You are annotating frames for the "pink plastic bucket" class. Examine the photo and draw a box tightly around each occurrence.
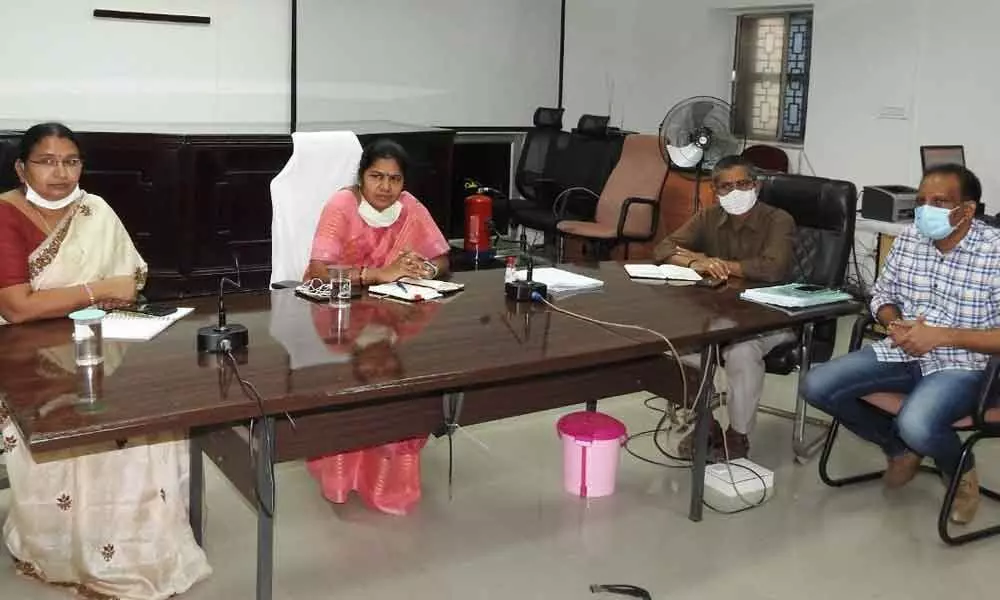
[556,411,627,498]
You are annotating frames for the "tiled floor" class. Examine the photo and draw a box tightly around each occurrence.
[3,320,999,599]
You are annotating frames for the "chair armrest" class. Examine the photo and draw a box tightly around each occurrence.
[552,186,599,220]
[974,355,1000,428]
[849,313,877,351]
[616,196,660,241]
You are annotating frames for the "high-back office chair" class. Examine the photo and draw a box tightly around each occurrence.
[555,134,667,260]
[507,107,567,233]
[819,314,1000,546]
[269,131,363,285]
[508,112,623,245]
[741,144,790,173]
[755,174,858,458]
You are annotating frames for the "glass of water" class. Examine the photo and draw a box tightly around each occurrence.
[69,308,106,367]
[327,265,352,307]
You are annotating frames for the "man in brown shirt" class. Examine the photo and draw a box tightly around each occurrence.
[653,155,796,460]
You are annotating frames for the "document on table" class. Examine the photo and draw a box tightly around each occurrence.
[103,308,195,341]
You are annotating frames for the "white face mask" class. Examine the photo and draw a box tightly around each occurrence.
[24,182,84,210]
[718,188,757,216]
[358,196,402,228]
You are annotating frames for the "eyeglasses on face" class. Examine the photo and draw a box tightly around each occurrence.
[915,195,962,209]
[714,179,755,195]
[27,157,84,170]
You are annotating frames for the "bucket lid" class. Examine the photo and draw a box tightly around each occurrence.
[68,308,107,322]
[556,411,626,442]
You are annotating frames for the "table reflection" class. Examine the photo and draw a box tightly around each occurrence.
[269,292,441,384]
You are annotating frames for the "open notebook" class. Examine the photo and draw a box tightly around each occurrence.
[624,264,702,281]
[367,282,444,302]
[103,307,195,341]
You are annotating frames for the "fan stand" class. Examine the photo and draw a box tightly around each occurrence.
[691,157,706,213]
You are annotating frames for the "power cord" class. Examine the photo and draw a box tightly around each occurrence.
[221,342,286,519]
[530,293,770,513]
[529,292,689,411]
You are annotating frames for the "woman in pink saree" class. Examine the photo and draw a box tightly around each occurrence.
[304,139,450,515]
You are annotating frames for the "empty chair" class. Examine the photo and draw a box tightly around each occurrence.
[508,113,623,241]
[507,107,567,226]
[742,144,790,173]
[269,131,363,285]
[555,134,667,259]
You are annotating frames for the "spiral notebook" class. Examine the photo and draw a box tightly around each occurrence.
[103,307,195,341]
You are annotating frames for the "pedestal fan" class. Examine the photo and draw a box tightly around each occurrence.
[658,96,744,211]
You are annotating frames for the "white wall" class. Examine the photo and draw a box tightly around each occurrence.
[566,0,1000,213]
[0,0,290,133]
[562,0,735,135]
[296,0,561,128]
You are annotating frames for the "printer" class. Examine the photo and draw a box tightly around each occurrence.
[861,185,918,222]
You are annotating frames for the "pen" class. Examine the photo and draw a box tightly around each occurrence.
[395,281,408,294]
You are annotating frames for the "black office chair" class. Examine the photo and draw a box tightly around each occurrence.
[508,113,622,240]
[507,107,569,232]
[819,314,1000,546]
[755,174,859,457]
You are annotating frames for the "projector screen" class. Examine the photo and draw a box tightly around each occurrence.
[296,0,562,129]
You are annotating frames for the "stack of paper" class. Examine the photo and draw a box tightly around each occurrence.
[514,267,604,294]
[103,307,195,341]
[624,264,702,281]
[740,283,852,308]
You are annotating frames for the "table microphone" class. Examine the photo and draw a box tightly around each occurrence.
[504,230,547,302]
[197,255,250,353]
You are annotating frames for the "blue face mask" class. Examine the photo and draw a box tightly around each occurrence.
[914,204,957,240]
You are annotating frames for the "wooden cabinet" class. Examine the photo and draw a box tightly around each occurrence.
[2,124,455,299]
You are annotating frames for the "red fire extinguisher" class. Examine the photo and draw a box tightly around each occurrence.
[464,188,493,255]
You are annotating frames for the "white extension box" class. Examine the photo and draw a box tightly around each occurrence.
[703,458,774,513]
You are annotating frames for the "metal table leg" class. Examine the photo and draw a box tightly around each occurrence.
[255,417,277,600]
[688,344,717,522]
[792,322,828,462]
[189,435,205,547]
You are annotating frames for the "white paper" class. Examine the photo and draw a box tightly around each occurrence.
[514,267,604,293]
[102,307,195,341]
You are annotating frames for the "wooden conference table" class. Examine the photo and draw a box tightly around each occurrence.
[0,262,860,600]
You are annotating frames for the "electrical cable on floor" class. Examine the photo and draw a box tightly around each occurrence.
[535,311,770,514]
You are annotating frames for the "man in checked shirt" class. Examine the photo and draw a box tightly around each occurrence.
[803,164,1000,524]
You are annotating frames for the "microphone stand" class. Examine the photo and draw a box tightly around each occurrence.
[197,253,250,353]
[504,230,547,302]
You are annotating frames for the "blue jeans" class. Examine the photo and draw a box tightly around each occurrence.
[802,347,983,476]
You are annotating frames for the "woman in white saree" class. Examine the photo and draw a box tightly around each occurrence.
[0,123,211,599]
